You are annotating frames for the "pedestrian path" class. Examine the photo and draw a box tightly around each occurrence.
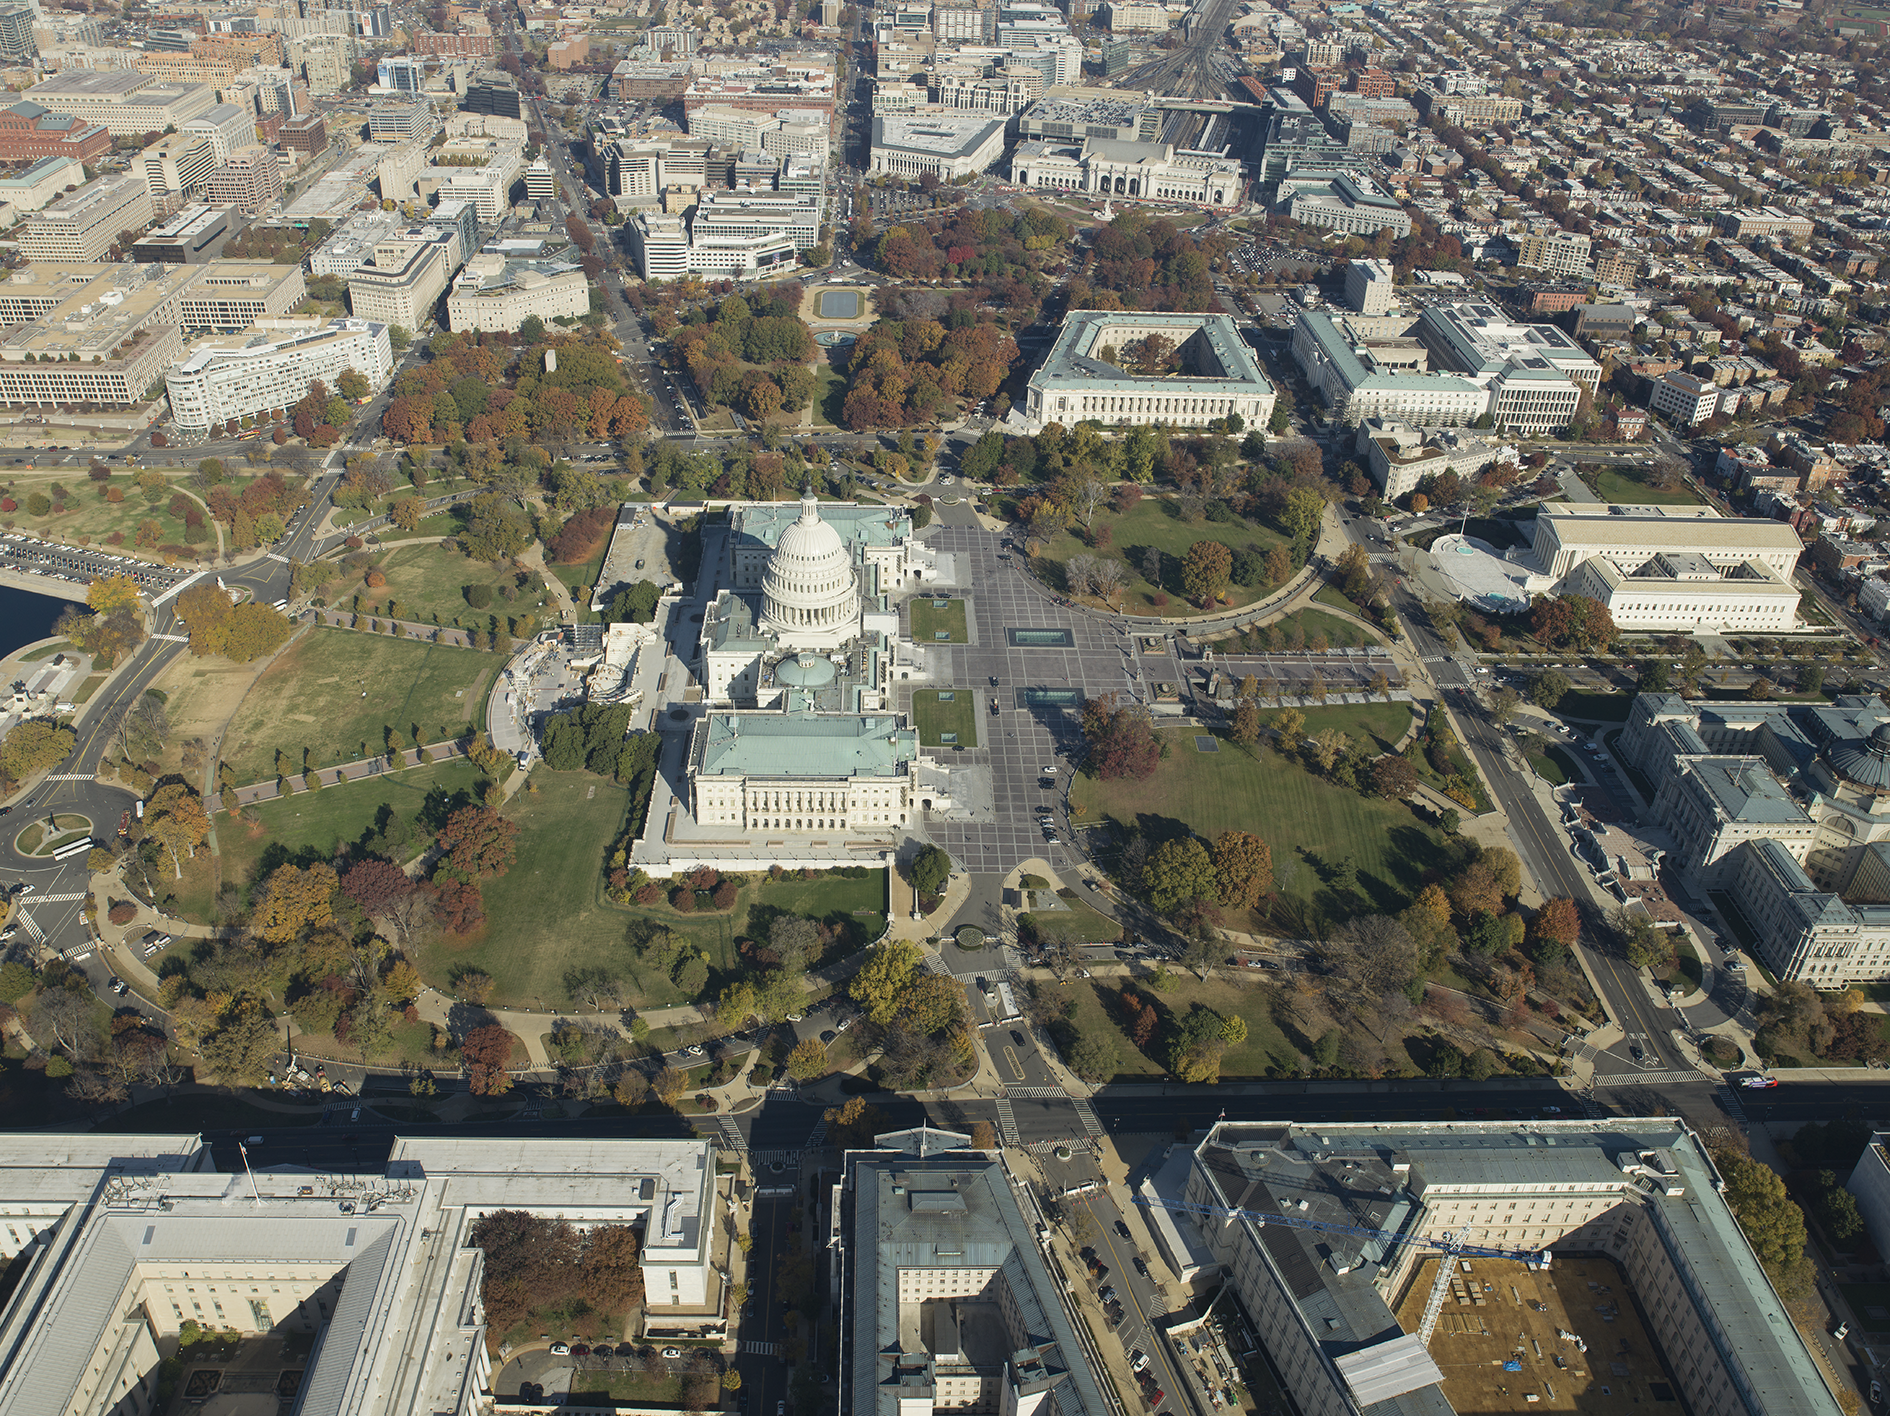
[40,775,95,782]
[741,1342,778,1356]
[13,913,42,942]
[1072,1097,1104,1137]
[1005,1085,1066,1099]
[995,1096,1021,1146]
[716,1115,748,1157]
[1594,1068,1698,1086]
[32,892,87,903]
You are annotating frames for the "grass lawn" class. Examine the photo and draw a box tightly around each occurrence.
[1554,690,1633,722]
[1297,701,1419,753]
[72,673,105,704]
[18,641,72,662]
[356,541,554,634]
[219,757,488,895]
[1251,607,1381,650]
[1587,467,1701,506]
[0,469,207,551]
[1408,518,1527,552]
[911,688,978,747]
[566,1374,688,1404]
[1046,974,1303,1080]
[220,629,501,783]
[1019,893,1120,945]
[1031,500,1290,617]
[1528,744,1583,785]
[812,359,847,428]
[1073,713,1460,933]
[410,772,888,1009]
[909,597,967,643]
[1312,586,1374,621]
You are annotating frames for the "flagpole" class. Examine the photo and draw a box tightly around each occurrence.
[238,1142,262,1206]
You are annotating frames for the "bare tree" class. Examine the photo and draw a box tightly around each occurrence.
[1318,914,1418,1005]
[1091,559,1128,605]
[1066,554,1099,597]
[1074,474,1109,530]
[31,988,99,1059]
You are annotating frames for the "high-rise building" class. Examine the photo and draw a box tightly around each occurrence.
[0,8,36,61]
[524,158,554,201]
[201,143,283,217]
[463,74,521,120]
[139,132,216,199]
[379,54,425,91]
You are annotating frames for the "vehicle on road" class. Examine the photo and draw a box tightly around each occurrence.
[1010,1030,1026,1047]
[1742,1075,1779,1088]
[1115,1219,1132,1240]
[1133,1257,1149,1277]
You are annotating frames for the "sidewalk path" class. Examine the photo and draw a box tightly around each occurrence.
[212,739,473,813]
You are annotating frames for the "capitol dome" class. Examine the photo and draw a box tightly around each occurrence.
[761,488,860,641]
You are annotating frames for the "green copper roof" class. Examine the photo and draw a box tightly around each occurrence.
[693,710,917,779]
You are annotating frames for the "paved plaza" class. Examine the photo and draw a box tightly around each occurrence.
[902,524,1184,874]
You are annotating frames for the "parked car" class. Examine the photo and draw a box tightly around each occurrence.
[1116,1220,1133,1240]
[550,1344,571,1356]
[662,1349,684,1359]
[1131,1351,1149,1372]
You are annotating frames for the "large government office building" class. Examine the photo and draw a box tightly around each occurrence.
[1022,310,1277,430]
[0,1135,718,1416]
[1620,690,1890,984]
[1180,1120,1837,1416]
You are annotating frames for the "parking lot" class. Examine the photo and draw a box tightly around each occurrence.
[0,533,194,596]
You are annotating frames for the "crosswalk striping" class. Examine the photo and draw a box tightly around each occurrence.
[803,1120,828,1149]
[1715,1085,1750,1125]
[1594,1068,1700,1086]
[14,913,42,942]
[40,774,95,782]
[1071,1098,1104,1138]
[152,633,189,643]
[995,1097,1021,1147]
[1005,1086,1066,1099]
[716,1116,748,1156]
[741,1342,778,1356]
[750,1149,799,1166]
[34,893,87,903]
[263,552,289,563]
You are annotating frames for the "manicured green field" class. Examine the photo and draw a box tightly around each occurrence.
[359,541,554,632]
[413,772,889,1009]
[220,628,501,783]
[1035,499,1290,616]
[218,757,488,895]
[911,688,979,747]
[1073,711,1454,926]
[1588,468,1701,506]
[1046,974,1304,1080]
[1251,607,1381,650]
[910,597,968,643]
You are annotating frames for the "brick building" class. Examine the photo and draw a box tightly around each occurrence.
[0,99,111,164]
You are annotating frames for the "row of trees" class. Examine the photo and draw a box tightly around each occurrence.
[383,329,647,446]
[665,289,818,423]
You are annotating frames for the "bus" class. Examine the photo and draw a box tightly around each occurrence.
[52,837,95,861]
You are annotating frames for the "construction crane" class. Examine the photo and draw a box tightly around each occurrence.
[1135,1196,1549,1345]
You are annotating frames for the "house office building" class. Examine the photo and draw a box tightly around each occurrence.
[0,1135,718,1416]
[838,1129,1116,1416]
[166,317,392,434]
[1188,1120,1840,1416]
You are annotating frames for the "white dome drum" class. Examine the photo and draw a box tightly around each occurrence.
[761,488,860,641]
